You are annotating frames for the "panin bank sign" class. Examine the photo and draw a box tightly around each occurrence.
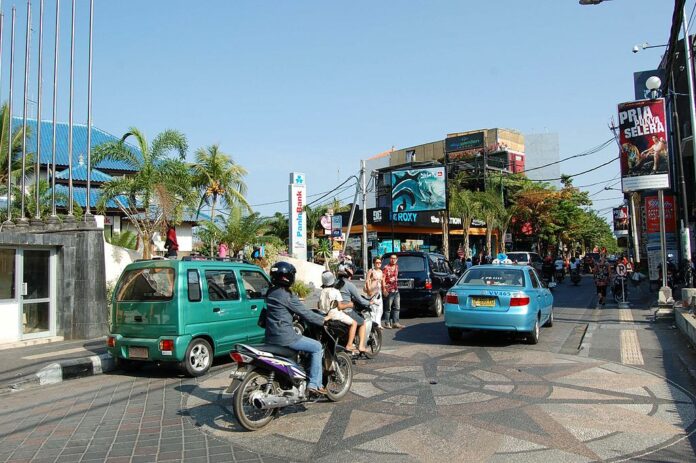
[289,172,307,260]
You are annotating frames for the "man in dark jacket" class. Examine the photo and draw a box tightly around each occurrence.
[265,262,327,395]
[335,264,369,353]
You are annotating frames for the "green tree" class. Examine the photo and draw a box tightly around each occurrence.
[304,204,328,251]
[264,212,289,244]
[192,144,250,254]
[0,102,32,193]
[198,206,268,256]
[472,190,502,257]
[449,184,476,258]
[94,128,195,259]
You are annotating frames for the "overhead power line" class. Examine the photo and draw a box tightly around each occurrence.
[529,156,619,182]
[518,138,614,175]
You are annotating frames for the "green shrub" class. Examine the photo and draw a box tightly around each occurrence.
[104,230,138,250]
[290,280,312,299]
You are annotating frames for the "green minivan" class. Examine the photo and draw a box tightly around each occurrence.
[106,258,269,376]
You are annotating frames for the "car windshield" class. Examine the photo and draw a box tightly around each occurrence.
[459,268,525,287]
[385,256,425,272]
[116,267,175,301]
[507,253,529,263]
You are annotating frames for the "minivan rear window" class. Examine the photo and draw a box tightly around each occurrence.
[116,268,175,301]
[390,256,425,272]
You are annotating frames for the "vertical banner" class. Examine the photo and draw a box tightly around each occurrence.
[618,98,670,192]
[331,215,342,238]
[613,206,629,237]
[644,194,677,280]
[289,172,307,261]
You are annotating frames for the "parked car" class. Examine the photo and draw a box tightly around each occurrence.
[444,263,554,344]
[506,251,544,272]
[381,251,458,316]
[106,258,270,376]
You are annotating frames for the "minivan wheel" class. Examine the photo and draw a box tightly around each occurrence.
[182,338,213,377]
[430,294,444,317]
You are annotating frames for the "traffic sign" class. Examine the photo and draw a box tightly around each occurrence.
[616,263,627,277]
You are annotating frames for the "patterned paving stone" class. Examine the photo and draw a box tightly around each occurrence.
[188,345,696,462]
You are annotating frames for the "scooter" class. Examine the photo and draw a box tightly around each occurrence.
[227,321,353,431]
[554,268,565,283]
[343,299,383,359]
[570,268,581,286]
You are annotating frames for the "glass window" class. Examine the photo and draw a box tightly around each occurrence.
[459,268,525,287]
[507,252,529,263]
[530,270,540,288]
[187,270,201,302]
[24,250,50,299]
[0,249,15,299]
[116,268,175,302]
[393,256,426,272]
[240,271,270,299]
[205,270,240,301]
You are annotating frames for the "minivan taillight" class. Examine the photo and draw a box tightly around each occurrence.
[425,279,432,290]
[510,296,530,306]
[159,339,174,352]
[445,292,459,304]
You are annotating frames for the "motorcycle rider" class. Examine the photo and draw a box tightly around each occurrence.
[335,264,369,354]
[265,262,328,396]
[657,254,678,288]
[554,255,565,281]
[542,256,555,283]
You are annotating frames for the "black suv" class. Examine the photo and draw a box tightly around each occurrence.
[382,251,458,317]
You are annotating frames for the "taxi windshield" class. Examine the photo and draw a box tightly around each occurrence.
[460,268,525,287]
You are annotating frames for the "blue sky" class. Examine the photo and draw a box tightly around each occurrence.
[0,0,678,220]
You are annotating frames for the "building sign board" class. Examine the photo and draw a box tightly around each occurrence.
[618,99,670,191]
[445,132,484,153]
[613,206,629,237]
[289,172,307,260]
[391,167,447,217]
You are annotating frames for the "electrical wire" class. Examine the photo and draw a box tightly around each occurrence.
[518,138,614,175]
[528,156,620,182]
[249,175,357,208]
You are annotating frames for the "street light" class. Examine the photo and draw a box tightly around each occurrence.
[646,75,662,99]
[633,42,668,53]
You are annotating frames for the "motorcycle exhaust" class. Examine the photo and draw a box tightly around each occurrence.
[252,395,299,410]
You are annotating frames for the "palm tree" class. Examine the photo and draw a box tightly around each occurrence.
[304,204,328,250]
[449,185,476,259]
[217,206,267,255]
[192,144,250,254]
[94,128,195,259]
[0,102,33,197]
[472,190,502,258]
[264,212,289,244]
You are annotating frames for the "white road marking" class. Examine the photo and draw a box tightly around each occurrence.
[22,347,88,360]
[620,330,644,365]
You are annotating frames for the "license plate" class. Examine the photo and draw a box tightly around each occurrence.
[472,297,495,307]
[128,346,148,359]
[397,279,413,289]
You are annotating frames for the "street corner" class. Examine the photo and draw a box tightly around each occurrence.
[183,344,696,462]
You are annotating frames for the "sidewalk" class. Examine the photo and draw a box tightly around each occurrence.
[0,337,110,394]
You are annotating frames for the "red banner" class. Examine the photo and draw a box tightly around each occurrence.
[618,99,669,191]
[645,195,676,233]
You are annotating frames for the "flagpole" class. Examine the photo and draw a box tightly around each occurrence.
[17,0,30,227]
[48,0,59,221]
[85,0,94,222]
[2,7,15,229]
[66,0,75,221]
[32,0,44,224]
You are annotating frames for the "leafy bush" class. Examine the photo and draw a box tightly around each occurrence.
[290,281,312,299]
[104,230,138,250]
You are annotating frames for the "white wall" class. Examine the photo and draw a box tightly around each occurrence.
[276,256,325,289]
[104,241,142,287]
[0,300,19,343]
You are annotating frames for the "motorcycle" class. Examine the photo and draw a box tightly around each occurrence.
[342,298,383,359]
[227,321,353,431]
[612,275,628,303]
[554,268,565,283]
[570,268,581,286]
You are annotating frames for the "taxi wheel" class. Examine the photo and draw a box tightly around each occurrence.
[526,317,540,345]
[430,294,444,317]
[544,309,554,327]
[182,338,213,377]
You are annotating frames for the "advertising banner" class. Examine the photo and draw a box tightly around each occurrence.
[331,215,343,238]
[644,195,676,234]
[445,132,484,153]
[618,99,669,191]
[289,172,307,260]
[612,206,629,237]
[391,167,446,221]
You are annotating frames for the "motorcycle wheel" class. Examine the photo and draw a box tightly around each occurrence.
[364,328,383,359]
[233,371,277,431]
[325,352,353,402]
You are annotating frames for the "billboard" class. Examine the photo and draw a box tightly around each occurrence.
[613,206,629,237]
[391,167,446,219]
[644,195,676,234]
[618,99,669,191]
[445,132,484,153]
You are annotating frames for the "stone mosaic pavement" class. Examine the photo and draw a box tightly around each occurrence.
[189,344,696,463]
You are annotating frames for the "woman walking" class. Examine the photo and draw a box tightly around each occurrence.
[365,257,385,329]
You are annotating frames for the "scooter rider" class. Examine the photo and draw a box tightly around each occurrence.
[265,261,328,396]
[335,264,369,354]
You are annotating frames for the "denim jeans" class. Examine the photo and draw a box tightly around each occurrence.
[383,291,400,324]
[288,336,323,390]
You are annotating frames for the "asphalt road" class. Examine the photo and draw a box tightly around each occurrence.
[2,275,696,462]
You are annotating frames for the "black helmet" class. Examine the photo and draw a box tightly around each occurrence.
[270,261,296,287]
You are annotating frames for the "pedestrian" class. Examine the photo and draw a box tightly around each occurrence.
[335,265,369,353]
[593,257,611,306]
[164,223,178,258]
[465,257,473,269]
[364,257,385,329]
[218,242,228,259]
[382,254,404,329]
[318,271,360,354]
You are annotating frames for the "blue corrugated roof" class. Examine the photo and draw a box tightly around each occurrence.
[11,117,140,172]
[55,165,113,183]
[54,184,125,209]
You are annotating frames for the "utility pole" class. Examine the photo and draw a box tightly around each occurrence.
[361,160,368,270]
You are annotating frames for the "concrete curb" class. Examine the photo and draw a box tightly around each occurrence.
[1,353,115,394]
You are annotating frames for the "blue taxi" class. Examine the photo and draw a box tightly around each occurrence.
[444,255,554,344]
